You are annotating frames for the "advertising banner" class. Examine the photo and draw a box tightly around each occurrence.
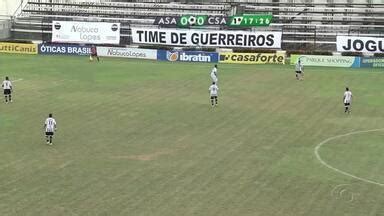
[337,36,384,53]
[290,55,360,68]
[131,28,281,48]
[0,42,37,54]
[157,50,219,63]
[220,52,285,64]
[97,47,157,60]
[51,21,120,44]
[38,43,91,55]
[360,57,384,68]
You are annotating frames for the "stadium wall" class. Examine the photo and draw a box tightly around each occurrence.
[0,0,22,16]
[0,20,11,39]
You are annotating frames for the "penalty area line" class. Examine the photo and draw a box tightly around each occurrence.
[314,128,384,187]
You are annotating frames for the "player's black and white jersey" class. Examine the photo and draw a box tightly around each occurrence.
[211,67,217,77]
[211,67,218,82]
[2,80,12,90]
[209,84,219,96]
[295,62,303,72]
[45,117,57,132]
[344,91,352,103]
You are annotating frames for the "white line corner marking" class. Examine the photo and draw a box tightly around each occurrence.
[315,128,384,187]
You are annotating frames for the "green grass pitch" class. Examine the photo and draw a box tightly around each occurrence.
[1,54,384,216]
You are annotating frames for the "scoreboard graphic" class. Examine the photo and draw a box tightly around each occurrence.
[154,14,272,27]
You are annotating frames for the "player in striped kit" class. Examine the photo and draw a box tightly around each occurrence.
[295,60,304,80]
[343,87,353,113]
[44,113,57,145]
[211,65,218,83]
[209,82,219,107]
[2,76,12,104]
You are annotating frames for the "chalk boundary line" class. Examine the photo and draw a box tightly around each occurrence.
[314,128,384,187]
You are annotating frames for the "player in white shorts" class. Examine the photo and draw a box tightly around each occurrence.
[210,64,218,83]
[44,113,57,145]
[343,87,352,113]
[209,82,219,107]
[2,76,12,104]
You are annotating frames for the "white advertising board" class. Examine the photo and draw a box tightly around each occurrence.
[97,47,157,60]
[337,36,384,53]
[52,21,120,44]
[131,28,282,48]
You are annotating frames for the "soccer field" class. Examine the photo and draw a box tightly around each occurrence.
[1,54,384,216]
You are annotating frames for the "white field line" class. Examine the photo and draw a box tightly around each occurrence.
[13,78,23,82]
[331,184,350,197]
[314,128,384,187]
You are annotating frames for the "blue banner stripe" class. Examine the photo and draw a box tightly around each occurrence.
[38,44,91,55]
[157,50,219,63]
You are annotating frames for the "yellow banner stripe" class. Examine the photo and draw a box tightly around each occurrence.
[0,43,38,54]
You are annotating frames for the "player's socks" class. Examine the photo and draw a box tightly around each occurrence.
[49,136,52,144]
[9,95,11,102]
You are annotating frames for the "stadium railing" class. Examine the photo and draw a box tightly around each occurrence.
[8,0,384,52]
[22,0,230,18]
[239,1,383,50]
[12,0,230,42]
